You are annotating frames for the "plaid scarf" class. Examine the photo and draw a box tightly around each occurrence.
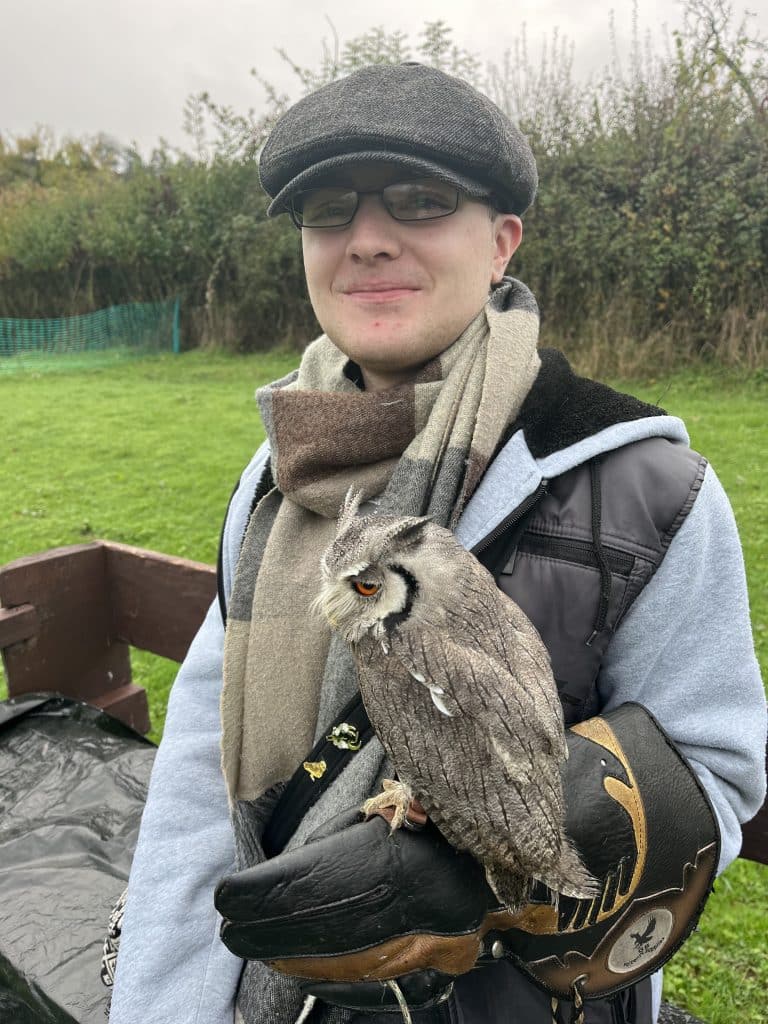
[221,277,541,804]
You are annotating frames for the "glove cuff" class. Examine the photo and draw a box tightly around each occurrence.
[486,703,720,1001]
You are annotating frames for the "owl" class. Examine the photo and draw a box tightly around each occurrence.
[314,489,597,909]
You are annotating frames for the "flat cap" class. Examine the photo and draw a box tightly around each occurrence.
[259,62,538,217]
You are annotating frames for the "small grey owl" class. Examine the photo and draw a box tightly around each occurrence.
[315,489,597,909]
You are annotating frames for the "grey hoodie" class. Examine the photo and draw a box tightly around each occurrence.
[109,406,766,1024]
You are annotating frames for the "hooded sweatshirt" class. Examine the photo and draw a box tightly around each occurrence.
[109,354,766,1024]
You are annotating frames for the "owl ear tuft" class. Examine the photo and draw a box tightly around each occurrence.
[338,486,364,531]
[381,515,432,550]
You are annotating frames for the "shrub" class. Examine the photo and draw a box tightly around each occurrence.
[0,1,765,369]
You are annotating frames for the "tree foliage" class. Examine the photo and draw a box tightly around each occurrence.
[0,1,765,367]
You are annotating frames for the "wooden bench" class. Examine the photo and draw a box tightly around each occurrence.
[1,540,766,1024]
[0,540,216,734]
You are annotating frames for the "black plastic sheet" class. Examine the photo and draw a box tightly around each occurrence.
[0,695,155,1024]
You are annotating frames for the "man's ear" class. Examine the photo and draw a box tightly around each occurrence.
[491,214,523,284]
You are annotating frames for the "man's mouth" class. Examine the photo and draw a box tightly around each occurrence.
[341,284,420,302]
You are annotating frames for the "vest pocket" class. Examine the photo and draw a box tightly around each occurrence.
[496,532,635,717]
[507,532,635,577]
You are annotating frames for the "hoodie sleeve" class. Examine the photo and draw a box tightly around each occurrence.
[597,461,767,873]
[109,445,269,1024]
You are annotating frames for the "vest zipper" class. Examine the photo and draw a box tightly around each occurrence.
[470,481,548,556]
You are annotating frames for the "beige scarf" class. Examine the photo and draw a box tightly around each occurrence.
[221,278,541,801]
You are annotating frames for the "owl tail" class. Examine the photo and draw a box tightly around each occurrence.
[484,864,530,911]
[533,839,601,900]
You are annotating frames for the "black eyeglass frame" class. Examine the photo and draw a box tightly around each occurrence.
[287,179,466,230]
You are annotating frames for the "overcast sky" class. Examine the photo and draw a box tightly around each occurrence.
[2,0,767,156]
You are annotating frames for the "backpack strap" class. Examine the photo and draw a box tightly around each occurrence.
[217,459,276,627]
[216,475,243,628]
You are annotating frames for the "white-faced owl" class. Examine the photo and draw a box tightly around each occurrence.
[315,489,597,909]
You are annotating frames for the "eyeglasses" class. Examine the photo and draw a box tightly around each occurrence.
[289,179,462,229]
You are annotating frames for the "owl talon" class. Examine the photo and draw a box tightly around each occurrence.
[362,779,415,830]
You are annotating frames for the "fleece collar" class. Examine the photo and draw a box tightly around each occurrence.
[509,348,667,458]
[455,349,690,551]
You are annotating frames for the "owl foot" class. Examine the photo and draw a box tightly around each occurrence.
[362,779,426,831]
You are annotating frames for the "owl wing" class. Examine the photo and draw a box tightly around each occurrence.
[389,622,565,769]
[433,557,567,761]
[493,599,568,762]
[474,558,561,709]
[388,623,567,863]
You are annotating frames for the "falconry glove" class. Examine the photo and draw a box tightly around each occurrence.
[214,704,719,1013]
[215,810,483,1013]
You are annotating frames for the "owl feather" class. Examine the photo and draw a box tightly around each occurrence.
[316,492,598,908]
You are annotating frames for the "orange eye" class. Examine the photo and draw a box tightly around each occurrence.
[353,580,380,597]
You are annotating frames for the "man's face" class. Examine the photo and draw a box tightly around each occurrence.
[300,162,522,391]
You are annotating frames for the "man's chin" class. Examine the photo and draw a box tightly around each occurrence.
[333,328,413,364]
[348,351,437,392]
[325,320,448,387]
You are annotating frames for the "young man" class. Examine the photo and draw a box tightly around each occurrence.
[109,63,766,1024]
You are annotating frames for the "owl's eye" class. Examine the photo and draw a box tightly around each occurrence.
[353,580,380,597]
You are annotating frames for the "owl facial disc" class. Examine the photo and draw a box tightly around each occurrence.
[315,561,410,644]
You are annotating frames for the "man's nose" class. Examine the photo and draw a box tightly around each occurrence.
[344,195,403,261]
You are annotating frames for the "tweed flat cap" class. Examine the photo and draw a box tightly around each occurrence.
[259,62,538,217]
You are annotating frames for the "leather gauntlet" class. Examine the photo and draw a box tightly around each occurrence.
[215,703,719,1008]
[488,702,720,1001]
[215,811,487,1011]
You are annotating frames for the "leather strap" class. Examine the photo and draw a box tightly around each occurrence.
[261,691,373,857]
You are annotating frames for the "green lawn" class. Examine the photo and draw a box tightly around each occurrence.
[1,351,766,1023]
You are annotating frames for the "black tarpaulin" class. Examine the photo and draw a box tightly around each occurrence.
[0,695,155,1024]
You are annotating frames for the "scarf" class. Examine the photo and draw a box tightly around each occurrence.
[222,277,541,1024]
[221,278,540,803]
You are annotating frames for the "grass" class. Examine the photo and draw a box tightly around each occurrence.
[0,346,164,377]
[1,349,296,737]
[1,351,766,1023]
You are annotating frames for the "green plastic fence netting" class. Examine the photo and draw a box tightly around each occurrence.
[0,298,180,373]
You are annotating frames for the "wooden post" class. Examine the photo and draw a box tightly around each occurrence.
[103,540,215,661]
[740,745,768,866]
[0,543,148,731]
[172,297,181,354]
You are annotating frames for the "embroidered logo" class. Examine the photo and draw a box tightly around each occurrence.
[631,916,657,949]
[607,908,674,974]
